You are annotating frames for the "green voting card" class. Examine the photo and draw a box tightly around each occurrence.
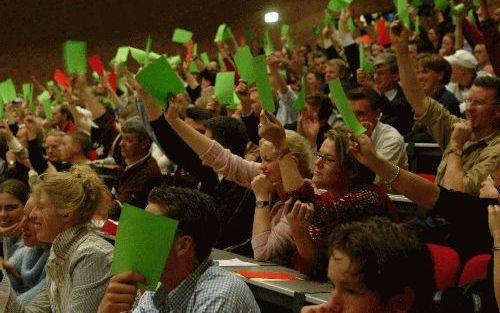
[397,0,410,29]
[38,91,52,120]
[200,52,211,66]
[23,83,34,112]
[329,78,365,134]
[0,79,17,104]
[233,46,255,84]
[253,55,275,112]
[111,203,178,291]
[359,44,374,74]
[115,47,130,63]
[214,24,231,42]
[136,56,185,108]
[294,75,306,112]
[172,28,193,44]
[215,72,235,106]
[63,40,87,74]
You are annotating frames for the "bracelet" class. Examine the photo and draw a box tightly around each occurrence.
[448,147,463,157]
[276,146,291,160]
[384,164,400,188]
[492,245,500,252]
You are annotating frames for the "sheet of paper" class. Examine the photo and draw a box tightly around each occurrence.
[111,203,178,291]
[63,40,87,74]
[38,91,53,120]
[214,71,235,106]
[216,258,259,267]
[172,28,193,44]
[253,55,275,112]
[328,78,365,134]
[233,46,255,84]
[0,79,17,104]
[88,54,104,76]
[22,83,34,112]
[115,47,130,63]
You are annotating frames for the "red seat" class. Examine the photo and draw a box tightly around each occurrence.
[416,173,436,183]
[427,243,461,289]
[458,254,491,287]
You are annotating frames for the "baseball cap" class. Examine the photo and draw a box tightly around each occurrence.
[444,50,478,69]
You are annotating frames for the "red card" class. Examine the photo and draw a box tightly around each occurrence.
[88,54,104,77]
[53,69,71,89]
[107,72,117,93]
[238,35,246,46]
[377,18,391,47]
[359,34,372,45]
[234,270,300,281]
[185,40,194,62]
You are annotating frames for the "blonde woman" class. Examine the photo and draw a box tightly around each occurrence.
[0,165,113,312]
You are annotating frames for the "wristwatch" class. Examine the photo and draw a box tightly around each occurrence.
[255,200,270,208]
[276,146,291,159]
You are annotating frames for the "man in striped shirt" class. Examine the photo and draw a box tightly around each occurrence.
[98,186,260,313]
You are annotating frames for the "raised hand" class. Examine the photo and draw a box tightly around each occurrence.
[389,20,410,51]
[348,133,378,167]
[97,272,147,313]
[284,199,314,234]
[449,121,472,149]
[258,111,286,149]
[488,205,500,244]
[251,174,274,201]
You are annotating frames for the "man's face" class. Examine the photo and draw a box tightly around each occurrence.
[51,106,64,126]
[119,132,147,162]
[306,73,322,92]
[474,44,489,65]
[350,99,380,136]
[416,66,444,96]
[464,86,499,136]
[373,64,398,92]
[314,56,328,73]
[370,44,384,58]
[58,135,77,162]
[323,250,393,313]
[44,135,62,162]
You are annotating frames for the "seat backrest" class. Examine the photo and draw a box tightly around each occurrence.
[458,254,491,287]
[427,243,461,289]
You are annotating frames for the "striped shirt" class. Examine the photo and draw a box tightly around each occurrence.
[0,225,113,313]
[134,258,260,313]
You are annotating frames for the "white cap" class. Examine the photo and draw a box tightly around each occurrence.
[445,50,478,69]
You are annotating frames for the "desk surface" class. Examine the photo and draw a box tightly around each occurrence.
[305,292,330,305]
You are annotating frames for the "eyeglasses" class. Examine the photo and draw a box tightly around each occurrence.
[464,98,491,107]
[314,151,336,163]
[0,204,21,211]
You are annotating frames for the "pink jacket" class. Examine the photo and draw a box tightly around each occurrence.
[200,141,295,263]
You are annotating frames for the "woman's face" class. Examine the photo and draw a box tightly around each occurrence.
[259,145,281,184]
[440,36,454,56]
[30,190,65,243]
[312,138,348,190]
[0,192,25,232]
[22,198,41,247]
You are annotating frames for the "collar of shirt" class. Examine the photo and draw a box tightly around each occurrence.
[125,152,151,171]
[370,121,382,141]
[463,129,500,154]
[153,258,214,311]
[384,88,398,102]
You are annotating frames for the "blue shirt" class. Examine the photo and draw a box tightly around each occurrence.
[134,258,260,313]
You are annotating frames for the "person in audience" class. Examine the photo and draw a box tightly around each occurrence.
[98,186,260,313]
[439,33,455,57]
[445,49,488,104]
[58,131,93,165]
[392,20,499,196]
[0,180,29,259]
[1,197,49,304]
[0,165,113,312]
[258,113,397,280]
[357,53,414,136]
[111,116,162,219]
[301,217,435,313]
[474,43,494,74]
[297,93,333,149]
[50,105,78,133]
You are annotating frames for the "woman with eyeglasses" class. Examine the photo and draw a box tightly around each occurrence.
[259,113,397,280]
[0,165,113,312]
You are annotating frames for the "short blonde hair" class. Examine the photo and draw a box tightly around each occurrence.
[34,165,111,224]
[259,130,313,178]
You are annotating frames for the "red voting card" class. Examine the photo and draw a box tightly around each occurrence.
[107,72,117,94]
[88,54,104,77]
[185,40,194,62]
[54,69,71,89]
[235,270,300,281]
[377,18,391,47]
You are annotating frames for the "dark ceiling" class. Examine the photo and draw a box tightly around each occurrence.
[0,0,393,83]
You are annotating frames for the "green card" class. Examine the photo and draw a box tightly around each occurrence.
[215,72,235,106]
[281,24,290,37]
[200,52,210,66]
[253,55,275,112]
[111,203,178,291]
[0,99,4,119]
[414,15,420,35]
[172,28,193,44]
[329,79,365,134]
[412,0,423,6]
[347,16,356,33]
[129,47,161,66]
[397,0,410,29]
[214,24,231,42]
[217,53,225,68]
[144,35,153,67]
[230,91,241,110]
[167,55,182,66]
[233,46,255,84]
[115,46,130,63]
[312,25,321,36]
[328,0,351,12]
[244,30,254,41]
[188,61,199,73]
[451,3,465,15]
[0,79,17,104]
[468,10,475,23]
[22,83,34,112]
[434,0,448,11]
[323,10,333,26]
[63,40,87,74]
[51,83,63,104]
[294,75,306,112]
[136,56,185,107]
[193,43,198,57]
[263,31,274,56]
[359,44,373,74]
[38,91,53,120]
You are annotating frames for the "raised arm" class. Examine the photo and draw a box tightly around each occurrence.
[350,134,440,210]
[74,74,106,120]
[390,20,429,117]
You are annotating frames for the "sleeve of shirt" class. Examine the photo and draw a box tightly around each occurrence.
[0,277,51,313]
[462,143,500,195]
[251,211,295,262]
[27,139,48,175]
[67,242,113,313]
[276,87,298,126]
[375,129,408,169]
[414,97,462,149]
